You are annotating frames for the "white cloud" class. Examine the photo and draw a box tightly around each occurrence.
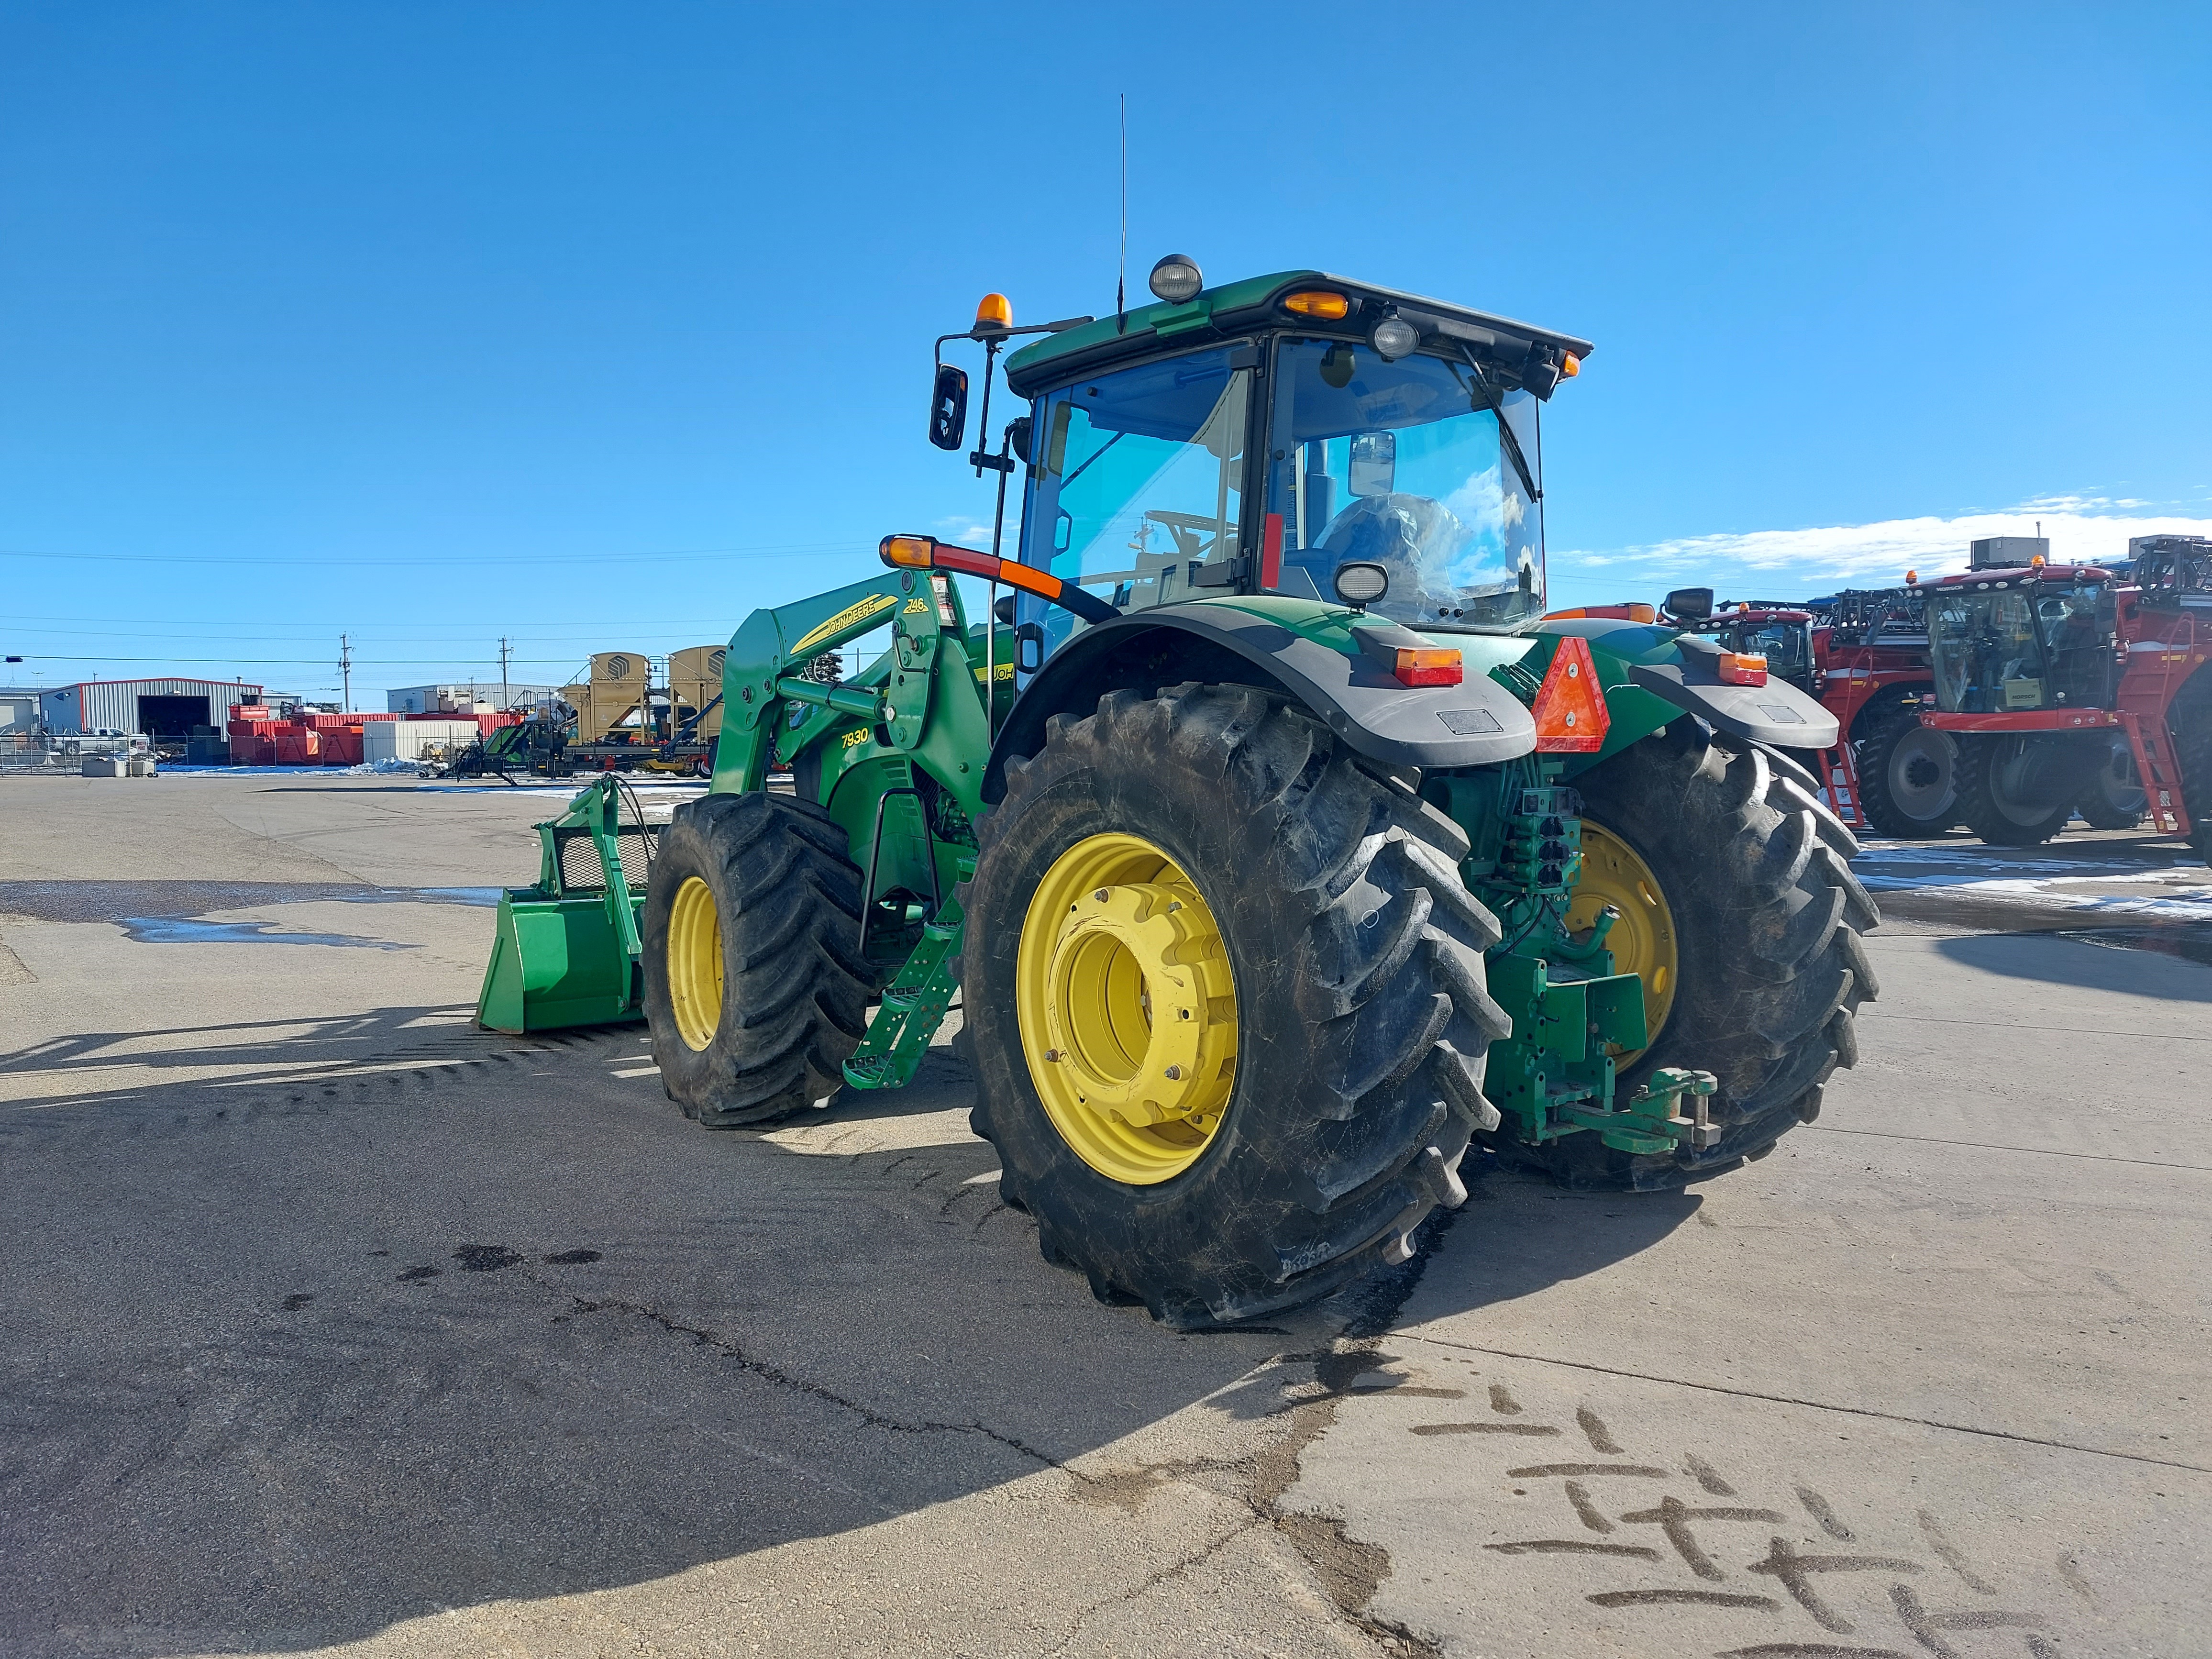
[932,516,1000,549]
[1551,497,2212,602]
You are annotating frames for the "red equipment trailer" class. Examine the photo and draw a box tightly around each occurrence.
[1907,540,2210,850]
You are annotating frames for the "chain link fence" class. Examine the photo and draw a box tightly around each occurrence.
[0,733,152,774]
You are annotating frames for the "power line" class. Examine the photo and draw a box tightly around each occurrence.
[0,539,860,569]
[0,653,596,666]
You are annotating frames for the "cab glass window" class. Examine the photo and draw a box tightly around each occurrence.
[1016,348,1250,664]
[1267,338,1543,631]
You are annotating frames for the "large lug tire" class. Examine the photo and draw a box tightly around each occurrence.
[641,792,874,1126]
[1955,734,2080,848]
[1485,725,1880,1192]
[1854,707,1960,838]
[2074,733,2146,830]
[2170,667,2212,861]
[963,684,1509,1329]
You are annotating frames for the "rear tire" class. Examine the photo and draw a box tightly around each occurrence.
[641,792,874,1126]
[1485,724,1880,1191]
[1956,734,2076,847]
[2074,734,2146,830]
[964,684,1508,1328]
[1854,706,1959,838]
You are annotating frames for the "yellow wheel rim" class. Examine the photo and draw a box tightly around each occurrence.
[666,875,724,1051]
[1014,832,1239,1185]
[1565,821,1678,1063]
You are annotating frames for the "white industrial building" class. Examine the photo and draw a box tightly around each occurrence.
[16,677,264,736]
[386,681,561,715]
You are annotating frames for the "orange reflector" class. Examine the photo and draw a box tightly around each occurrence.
[974,292,1013,332]
[1392,647,1463,687]
[1561,353,1580,378]
[1717,651,1768,686]
[1282,289,1350,319]
[880,534,935,569]
[1532,636,1608,752]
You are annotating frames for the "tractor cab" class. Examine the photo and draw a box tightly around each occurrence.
[993,262,1588,679]
[1913,564,2118,714]
[1653,588,1817,696]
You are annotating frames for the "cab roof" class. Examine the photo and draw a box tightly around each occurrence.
[1003,269,1594,401]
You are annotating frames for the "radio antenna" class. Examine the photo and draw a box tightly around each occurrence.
[1116,93,1128,332]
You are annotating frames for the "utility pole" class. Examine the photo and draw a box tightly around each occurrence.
[339,633,352,714]
[499,636,512,710]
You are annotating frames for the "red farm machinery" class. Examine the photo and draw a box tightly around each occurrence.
[1905,535,2210,849]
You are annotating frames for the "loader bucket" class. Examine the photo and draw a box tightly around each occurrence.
[474,774,655,1034]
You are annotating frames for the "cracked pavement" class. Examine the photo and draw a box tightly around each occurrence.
[3,773,2206,1657]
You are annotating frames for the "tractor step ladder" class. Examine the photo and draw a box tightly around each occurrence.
[842,851,977,1092]
[1816,743,1865,829]
[2118,709,2193,839]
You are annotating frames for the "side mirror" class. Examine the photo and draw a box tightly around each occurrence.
[1015,622,1046,674]
[1333,561,1390,610]
[1348,431,1395,498]
[929,364,969,452]
[1007,415,1034,466]
[1663,586,1714,622]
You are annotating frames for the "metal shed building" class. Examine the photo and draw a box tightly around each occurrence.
[38,677,265,736]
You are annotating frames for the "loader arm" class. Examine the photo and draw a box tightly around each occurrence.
[710,569,993,824]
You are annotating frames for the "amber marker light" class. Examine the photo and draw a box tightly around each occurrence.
[973,292,1014,335]
[1717,652,1769,686]
[1282,289,1350,319]
[1560,353,1581,378]
[1392,647,1464,688]
[1905,569,1918,584]
[880,534,937,569]
[1544,603,1656,624]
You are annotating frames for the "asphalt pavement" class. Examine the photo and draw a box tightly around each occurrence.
[2,773,2205,1658]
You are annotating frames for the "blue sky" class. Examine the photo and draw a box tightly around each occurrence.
[3,2,2207,699]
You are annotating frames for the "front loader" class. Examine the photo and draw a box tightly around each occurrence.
[478,261,1880,1327]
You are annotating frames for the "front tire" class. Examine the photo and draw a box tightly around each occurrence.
[1487,724,1880,1191]
[641,792,874,1126]
[2169,667,2212,861]
[964,685,1508,1328]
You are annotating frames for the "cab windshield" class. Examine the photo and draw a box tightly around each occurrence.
[1268,338,1544,631]
[1929,581,2114,712]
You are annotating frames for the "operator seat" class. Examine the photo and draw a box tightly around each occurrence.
[1289,493,1465,617]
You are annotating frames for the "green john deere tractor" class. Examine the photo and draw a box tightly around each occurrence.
[477,259,1880,1327]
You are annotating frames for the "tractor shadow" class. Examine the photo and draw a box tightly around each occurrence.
[0,1011,1695,1656]
[1936,927,2212,998]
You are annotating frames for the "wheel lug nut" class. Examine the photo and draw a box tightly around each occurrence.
[1164,1064,1183,1081]
[1094,888,1110,901]
[1043,1048,1060,1062]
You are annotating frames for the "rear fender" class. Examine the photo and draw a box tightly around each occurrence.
[1536,619,1841,764]
[983,598,1536,801]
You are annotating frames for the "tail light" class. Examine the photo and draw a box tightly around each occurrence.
[1717,652,1768,686]
[1392,647,1463,687]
